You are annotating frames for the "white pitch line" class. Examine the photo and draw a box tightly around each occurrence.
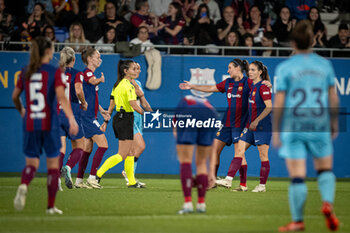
[0,214,328,221]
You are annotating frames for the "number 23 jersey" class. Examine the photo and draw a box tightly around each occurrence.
[275,53,335,132]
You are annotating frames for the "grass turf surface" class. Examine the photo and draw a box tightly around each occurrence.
[0,176,349,233]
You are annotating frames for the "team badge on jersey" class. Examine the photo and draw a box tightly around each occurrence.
[238,86,243,91]
[189,68,216,98]
[253,91,256,96]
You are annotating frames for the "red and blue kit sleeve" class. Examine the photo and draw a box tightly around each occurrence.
[54,68,66,88]
[259,85,271,101]
[84,70,96,84]
[74,72,84,85]
[247,78,253,90]
[130,14,143,27]
[216,80,226,93]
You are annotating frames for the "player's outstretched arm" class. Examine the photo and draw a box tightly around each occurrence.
[56,86,78,135]
[12,87,25,117]
[179,81,219,92]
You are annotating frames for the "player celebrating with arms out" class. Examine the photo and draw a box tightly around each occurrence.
[274,20,339,232]
[13,37,78,214]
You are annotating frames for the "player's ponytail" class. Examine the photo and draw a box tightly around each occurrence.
[261,65,270,82]
[113,59,134,89]
[59,47,75,69]
[26,36,52,79]
[251,60,270,82]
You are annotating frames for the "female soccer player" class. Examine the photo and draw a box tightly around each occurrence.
[231,61,272,193]
[175,95,218,214]
[180,59,252,191]
[74,47,110,189]
[13,36,78,214]
[58,47,88,189]
[96,60,145,188]
[274,20,339,232]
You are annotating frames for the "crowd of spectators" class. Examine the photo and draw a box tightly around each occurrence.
[0,0,349,56]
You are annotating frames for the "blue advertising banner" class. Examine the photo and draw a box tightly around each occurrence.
[0,52,349,177]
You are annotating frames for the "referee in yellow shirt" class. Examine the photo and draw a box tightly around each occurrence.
[97,60,144,188]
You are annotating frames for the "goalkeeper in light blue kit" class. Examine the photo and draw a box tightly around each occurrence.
[273,20,340,232]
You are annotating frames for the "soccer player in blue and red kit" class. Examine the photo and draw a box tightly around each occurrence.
[58,47,88,189]
[274,20,339,232]
[220,61,272,192]
[174,95,218,214]
[12,37,78,214]
[75,48,110,189]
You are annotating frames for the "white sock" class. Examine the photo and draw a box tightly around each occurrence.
[88,175,96,180]
[225,176,233,181]
[75,178,83,184]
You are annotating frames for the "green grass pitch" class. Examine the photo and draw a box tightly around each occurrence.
[0,175,349,233]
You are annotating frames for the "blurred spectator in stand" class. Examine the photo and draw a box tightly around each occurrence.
[241,32,256,55]
[64,22,90,52]
[243,5,272,43]
[130,0,165,44]
[307,7,328,47]
[272,6,295,47]
[256,31,278,56]
[23,3,54,39]
[195,0,221,24]
[102,1,130,41]
[117,0,133,18]
[80,0,102,43]
[149,0,172,17]
[130,26,154,52]
[216,6,244,45]
[43,25,58,42]
[328,23,350,57]
[96,26,117,53]
[230,0,250,20]
[0,0,14,41]
[160,2,185,45]
[27,0,54,14]
[285,0,315,21]
[52,0,79,28]
[223,31,243,55]
[5,0,26,26]
[173,0,196,25]
[189,4,217,46]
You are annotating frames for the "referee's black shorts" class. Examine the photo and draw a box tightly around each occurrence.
[112,112,134,140]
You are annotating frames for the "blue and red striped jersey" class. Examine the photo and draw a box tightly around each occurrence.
[58,67,84,118]
[16,64,65,131]
[82,68,99,119]
[247,81,271,128]
[216,76,252,129]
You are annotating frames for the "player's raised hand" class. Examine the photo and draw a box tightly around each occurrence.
[100,72,105,83]
[179,81,192,90]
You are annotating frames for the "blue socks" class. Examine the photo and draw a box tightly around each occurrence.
[289,178,307,222]
[317,171,336,204]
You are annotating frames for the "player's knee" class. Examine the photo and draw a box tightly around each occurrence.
[259,152,268,161]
